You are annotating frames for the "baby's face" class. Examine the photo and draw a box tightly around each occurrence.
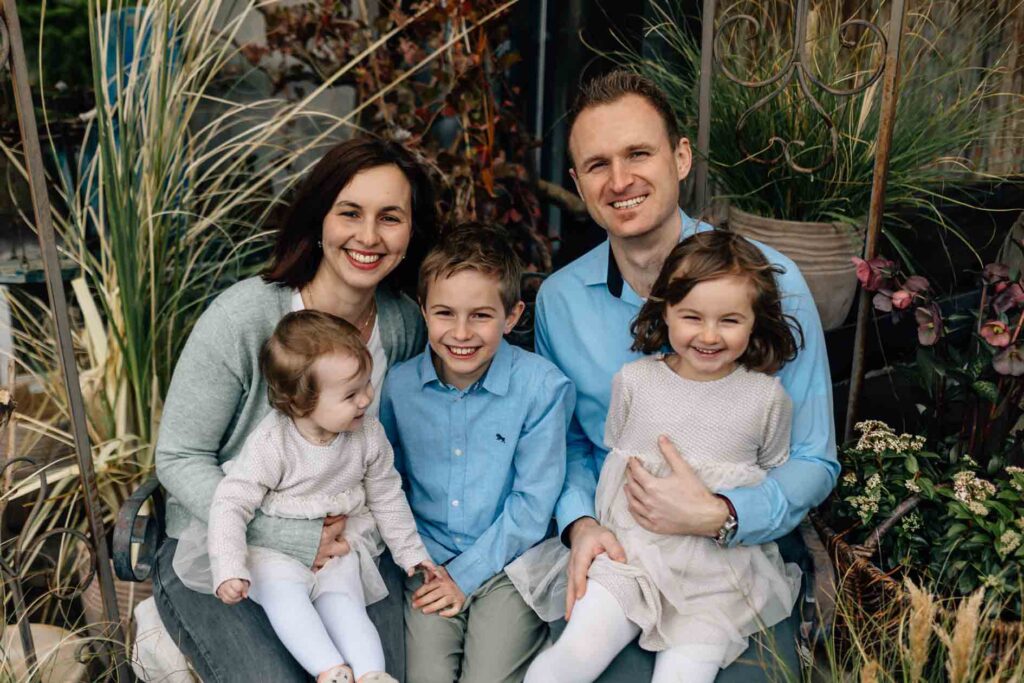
[307,352,373,434]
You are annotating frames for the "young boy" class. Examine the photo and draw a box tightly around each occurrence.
[380,223,575,683]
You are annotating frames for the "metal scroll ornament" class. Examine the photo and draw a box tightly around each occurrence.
[713,0,887,174]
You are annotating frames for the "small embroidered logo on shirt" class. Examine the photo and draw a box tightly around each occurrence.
[495,433,506,443]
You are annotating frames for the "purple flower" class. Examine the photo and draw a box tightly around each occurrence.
[852,256,895,292]
[904,276,930,293]
[915,304,943,346]
[982,263,1010,284]
[980,320,1011,348]
[873,291,893,312]
[993,345,1024,376]
[994,283,1024,314]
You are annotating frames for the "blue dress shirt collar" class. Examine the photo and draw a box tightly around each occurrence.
[414,339,514,397]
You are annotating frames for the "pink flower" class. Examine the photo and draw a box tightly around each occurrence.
[994,283,1024,314]
[903,276,930,293]
[980,320,1011,347]
[915,304,943,346]
[993,345,1024,376]
[872,291,893,312]
[983,263,1010,284]
[852,256,895,292]
[891,290,913,310]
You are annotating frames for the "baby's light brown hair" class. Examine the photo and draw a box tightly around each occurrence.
[260,310,372,418]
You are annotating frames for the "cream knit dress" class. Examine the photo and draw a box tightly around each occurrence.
[508,356,801,667]
[173,411,429,604]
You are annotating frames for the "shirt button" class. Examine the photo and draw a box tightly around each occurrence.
[453,448,463,456]
[451,500,460,507]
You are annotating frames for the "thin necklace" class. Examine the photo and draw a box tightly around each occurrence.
[304,284,376,333]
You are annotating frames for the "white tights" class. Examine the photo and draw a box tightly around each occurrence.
[248,552,385,678]
[524,582,722,683]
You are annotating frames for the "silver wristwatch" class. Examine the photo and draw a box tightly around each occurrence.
[713,494,738,546]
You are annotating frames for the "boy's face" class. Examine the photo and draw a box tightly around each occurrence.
[307,351,373,433]
[568,94,691,243]
[422,269,525,390]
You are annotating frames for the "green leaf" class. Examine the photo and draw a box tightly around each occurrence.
[906,454,920,474]
[971,380,1000,404]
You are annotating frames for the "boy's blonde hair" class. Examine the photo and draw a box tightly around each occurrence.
[417,222,523,313]
[260,310,372,418]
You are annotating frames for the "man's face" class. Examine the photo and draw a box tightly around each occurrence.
[569,94,691,241]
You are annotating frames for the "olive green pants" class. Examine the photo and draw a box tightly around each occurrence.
[404,571,547,683]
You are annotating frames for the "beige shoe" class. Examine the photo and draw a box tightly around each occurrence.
[320,664,354,683]
[358,673,398,683]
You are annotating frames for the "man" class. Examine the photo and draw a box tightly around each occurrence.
[535,70,838,681]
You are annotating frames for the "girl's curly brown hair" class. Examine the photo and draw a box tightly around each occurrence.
[630,230,803,374]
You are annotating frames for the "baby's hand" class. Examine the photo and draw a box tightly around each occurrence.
[411,565,465,618]
[408,559,440,582]
[216,578,250,605]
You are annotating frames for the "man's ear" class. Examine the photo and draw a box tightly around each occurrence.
[568,167,583,199]
[503,300,527,334]
[675,137,692,181]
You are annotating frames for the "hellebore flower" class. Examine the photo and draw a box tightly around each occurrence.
[915,304,943,346]
[993,345,1024,376]
[982,263,1010,284]
[891,290,914,310]
[852,256,895,292]
[980,320,1011,347]
[903,276,930,294]
[994,283,1024,314]
[873,291,893,312]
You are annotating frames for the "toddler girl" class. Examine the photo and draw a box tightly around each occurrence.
[513,231,803,683]
[173,310,434,683]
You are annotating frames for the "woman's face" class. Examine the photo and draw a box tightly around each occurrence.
[318,164,413,292]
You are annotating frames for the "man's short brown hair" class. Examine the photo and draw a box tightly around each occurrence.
[260,310,372,418]
[417,222,523,313]
[567,69,681,167]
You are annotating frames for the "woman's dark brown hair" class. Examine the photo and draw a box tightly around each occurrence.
[630,230,803,374]
[263,137,439,292]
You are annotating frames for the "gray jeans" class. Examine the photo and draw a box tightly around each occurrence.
[152,537,407,683]
[548,529,808,683]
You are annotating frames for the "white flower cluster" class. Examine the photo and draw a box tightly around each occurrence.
[904,479,921,493]
[997,529,1021,557]
[842,471,857,486]
[901,511,922,533]
[845,472,883,525]
[1007,466,1024,492]
[1017,518,1024,531]
[982,574,1007,590]
[852,420,926,455]
[952,471,996,517]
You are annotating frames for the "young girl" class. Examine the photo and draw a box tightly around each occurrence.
[173,310,434,683]
[512,231,803,683]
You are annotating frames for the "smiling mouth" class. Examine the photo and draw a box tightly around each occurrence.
[446,345,480,358]
[345,249,383,267]
[610,195,648,210]
[693,346,722,356]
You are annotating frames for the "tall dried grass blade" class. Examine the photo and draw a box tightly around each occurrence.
[904,577,938,682]
[934,588,984,683]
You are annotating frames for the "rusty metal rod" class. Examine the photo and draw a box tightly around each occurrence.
[0,2,132,679]
[844,0,908,442]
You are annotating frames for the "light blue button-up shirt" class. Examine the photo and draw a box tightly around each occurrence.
[380,339,576,596]
[537,210,839,546]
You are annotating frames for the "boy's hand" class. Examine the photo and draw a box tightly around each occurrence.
[411,565,465,617]
[215,578,250,605]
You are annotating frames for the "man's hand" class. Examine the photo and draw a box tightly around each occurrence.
[411,565,465,617]
[564,517,626,621]
[625,435,730,537]
[313,514,350,571]
[215,578,250,605]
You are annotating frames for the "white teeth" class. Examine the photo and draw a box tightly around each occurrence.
[347,250,382,264]
[448,346,477,356]
[694,348,720,355]
[611,195,648,209]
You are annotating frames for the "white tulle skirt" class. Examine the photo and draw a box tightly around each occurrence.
[507,449,801,667]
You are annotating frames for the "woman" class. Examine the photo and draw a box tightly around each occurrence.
[153,138,438,682]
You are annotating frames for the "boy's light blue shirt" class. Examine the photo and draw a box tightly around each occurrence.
[537,210,839,546]
[380,339,575,597]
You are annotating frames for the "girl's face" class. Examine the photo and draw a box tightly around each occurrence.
[304,351,373,436]
[663,274,756,381]
[318,164,413,292]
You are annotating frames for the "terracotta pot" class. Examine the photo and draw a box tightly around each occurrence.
[0,623,87,682]
[727,206,864,331]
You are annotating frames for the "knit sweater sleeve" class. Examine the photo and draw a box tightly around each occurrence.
[207,431,284,590]
[758,378,793,471]
[603,368,631,450]
[361,420,429,571]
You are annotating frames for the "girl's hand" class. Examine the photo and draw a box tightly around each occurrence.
[411,565,465,617]
[313,514,350,570]
[216,578,250,605]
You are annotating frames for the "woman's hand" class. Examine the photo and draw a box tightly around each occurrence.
[564,517,626,621]
[624,435,730,537]
[313,514,350,571]
[216,578,250,605]
[411,565,465,617]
